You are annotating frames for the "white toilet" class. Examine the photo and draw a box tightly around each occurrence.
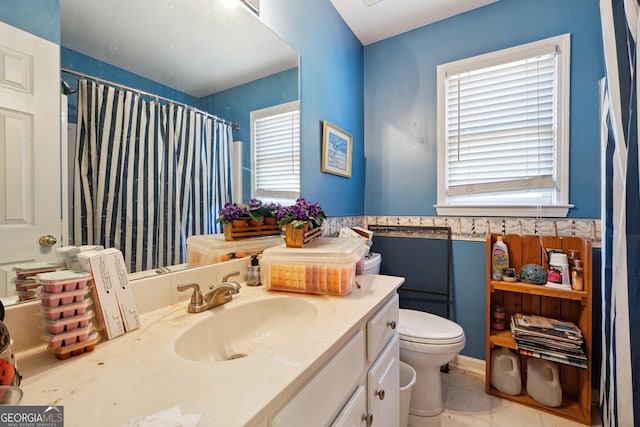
[362,252,466,417]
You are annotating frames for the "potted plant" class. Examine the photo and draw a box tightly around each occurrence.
[246,198,265,226]
[217,202,250,228]
[245,199,281,226]
[276,198,326,247]
[261,202,281,225]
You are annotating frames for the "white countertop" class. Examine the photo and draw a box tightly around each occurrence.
[17,274,402,427]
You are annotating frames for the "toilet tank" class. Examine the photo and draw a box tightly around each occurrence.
[363,253,382,275]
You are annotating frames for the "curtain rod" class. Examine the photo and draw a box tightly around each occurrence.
[61,67,240,130]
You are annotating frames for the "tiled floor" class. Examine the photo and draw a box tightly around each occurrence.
[407,367,602,427]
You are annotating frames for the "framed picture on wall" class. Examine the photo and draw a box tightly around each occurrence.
[321,120,352,178]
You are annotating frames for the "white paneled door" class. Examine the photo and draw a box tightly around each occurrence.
[0,22,61,299]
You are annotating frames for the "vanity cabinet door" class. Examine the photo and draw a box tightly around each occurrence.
[366,294,399,361]
[367,334,399,427]
[331,385,368,427]
[271,330,365,427]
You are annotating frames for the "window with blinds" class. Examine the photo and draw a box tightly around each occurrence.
[436,34,572,217]
[251,101,300,203]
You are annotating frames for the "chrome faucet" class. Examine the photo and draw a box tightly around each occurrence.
[221,270,241,288]
[177,270,241,313]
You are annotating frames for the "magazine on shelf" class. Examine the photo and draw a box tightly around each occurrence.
[514,337,586,356]
[517,348,587,369]
[515,339,586,359]
[511,313,583,342]
[513,313,582,335]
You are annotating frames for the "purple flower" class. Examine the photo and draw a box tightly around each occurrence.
[247,198,262,209]
[217,202,249,223]
[276,198,326,229]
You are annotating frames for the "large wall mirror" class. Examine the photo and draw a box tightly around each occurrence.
[2,0,299,306]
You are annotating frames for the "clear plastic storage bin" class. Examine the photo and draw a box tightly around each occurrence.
[186,234,284,266]
[260,238,367,296]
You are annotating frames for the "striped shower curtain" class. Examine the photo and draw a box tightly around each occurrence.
[599,1,640,426]
[73,80,233,272]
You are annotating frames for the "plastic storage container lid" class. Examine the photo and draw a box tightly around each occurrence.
[261,237,367,262]
[187,234,283,251]
[398,309,465,344]
[36,270,91,283]
[13,261,59,272]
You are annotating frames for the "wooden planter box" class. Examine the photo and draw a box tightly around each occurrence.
[223,223,281,241]
[284,224,322,248]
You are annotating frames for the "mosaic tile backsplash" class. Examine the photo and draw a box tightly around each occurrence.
[323,216,601,247]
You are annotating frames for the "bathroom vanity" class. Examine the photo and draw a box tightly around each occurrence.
[15,269,402,426]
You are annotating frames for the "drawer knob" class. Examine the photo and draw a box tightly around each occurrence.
[375,389,385,400]
[361,413,373,426]
[386,320,397,329]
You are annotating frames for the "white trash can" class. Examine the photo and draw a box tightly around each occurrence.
[399,361,417,427]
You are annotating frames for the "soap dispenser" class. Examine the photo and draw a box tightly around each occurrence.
[246,255,261,286]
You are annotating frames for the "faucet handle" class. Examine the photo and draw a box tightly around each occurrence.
[222,270,240,283]
[177,283,203,307]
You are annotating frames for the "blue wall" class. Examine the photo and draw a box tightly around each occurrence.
[200,68,299,200]
[361,0,604,360]
[0,0,59,43]
[261,0,365,216]
[364,0,604,218]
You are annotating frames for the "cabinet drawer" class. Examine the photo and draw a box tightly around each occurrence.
[331,385,367,427]
[271,330,365,427]
[366,294,399,361]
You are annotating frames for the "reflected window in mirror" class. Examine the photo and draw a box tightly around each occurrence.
[251,101,300,204]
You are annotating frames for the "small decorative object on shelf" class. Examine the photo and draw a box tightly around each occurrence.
[518,264,547,285]
[218,199,281,241]
[276,198,326,248]
[491,304,506,330]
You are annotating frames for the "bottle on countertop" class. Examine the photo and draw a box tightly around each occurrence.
[246,255,261,286]
[492,236,509,281]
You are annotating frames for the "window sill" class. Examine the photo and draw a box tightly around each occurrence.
[434,204,573,218]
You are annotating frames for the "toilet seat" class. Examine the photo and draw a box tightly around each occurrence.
[398,309,465,345]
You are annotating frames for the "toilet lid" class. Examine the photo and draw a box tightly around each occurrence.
[398,309,465,345]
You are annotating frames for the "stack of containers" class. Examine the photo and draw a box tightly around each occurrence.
[12,262,59,302]
[260,238,367,296]
[186,234,284,266]
[37,270,100,360]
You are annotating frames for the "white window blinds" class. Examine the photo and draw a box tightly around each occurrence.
[445,50,557,197]
[252,102,300,200]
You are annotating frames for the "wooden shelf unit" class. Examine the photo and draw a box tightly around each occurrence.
[485,234,592,425]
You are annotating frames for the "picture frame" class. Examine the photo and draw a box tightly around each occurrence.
[321,120,353,178]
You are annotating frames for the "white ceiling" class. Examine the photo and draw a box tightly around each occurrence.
[60,0,298,98]
[330,0,500,45]
[60,0,500,98]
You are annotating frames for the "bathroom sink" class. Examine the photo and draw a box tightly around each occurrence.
[174,296,318,362]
